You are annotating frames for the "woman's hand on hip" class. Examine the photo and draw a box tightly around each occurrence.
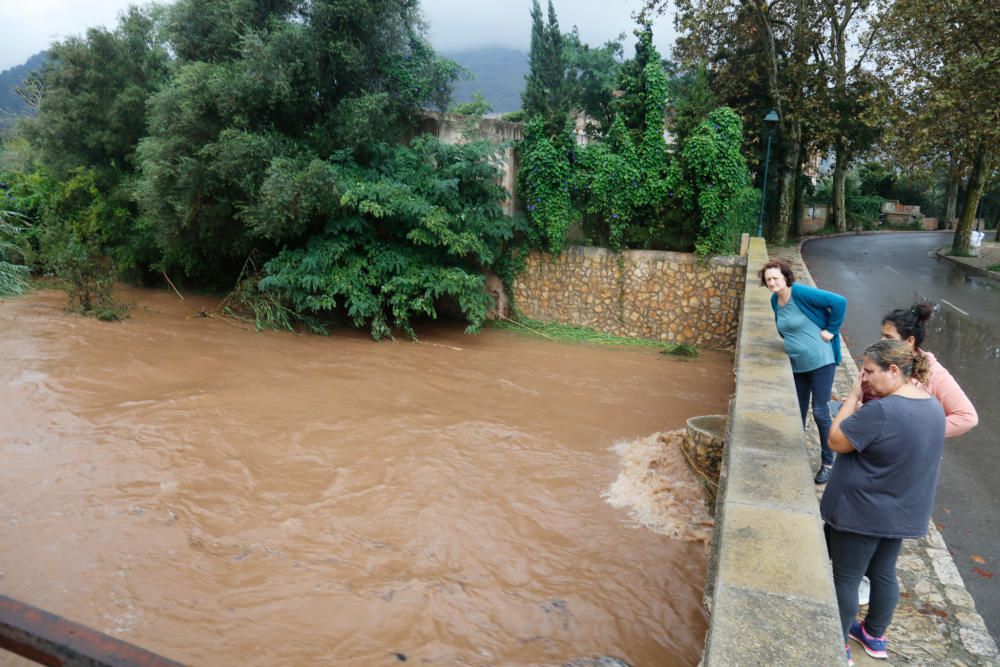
[819,329,834,343]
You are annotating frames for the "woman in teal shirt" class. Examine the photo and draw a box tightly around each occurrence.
[760,260,848,484]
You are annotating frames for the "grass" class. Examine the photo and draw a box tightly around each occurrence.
[988,264,1000,273]
[489,315,699,358]
[0,212,31,297]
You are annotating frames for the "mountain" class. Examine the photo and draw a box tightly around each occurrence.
[443,46,528,114]
[0,51,49,130]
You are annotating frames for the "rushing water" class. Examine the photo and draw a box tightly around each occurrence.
[0,287,733,666]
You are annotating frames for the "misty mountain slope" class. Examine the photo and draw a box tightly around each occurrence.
[444,46,528,114]
[0,51,48,129]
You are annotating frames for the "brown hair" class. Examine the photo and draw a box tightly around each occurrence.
[883,302,935,349]
[758,260,796,287]
[864,339,930,384]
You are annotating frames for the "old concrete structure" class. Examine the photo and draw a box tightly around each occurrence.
[684,415,726,507]
[416,112,523,216]
[512,246,746,348]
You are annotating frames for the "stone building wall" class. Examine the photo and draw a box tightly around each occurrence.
[512,246,746,348]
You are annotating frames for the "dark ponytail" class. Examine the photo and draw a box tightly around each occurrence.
[883,302,934,349]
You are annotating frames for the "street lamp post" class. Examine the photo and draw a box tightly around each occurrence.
[756,109,780,238]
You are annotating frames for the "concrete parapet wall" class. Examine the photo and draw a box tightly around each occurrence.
[512,246,746,348]
[702,237,843,664]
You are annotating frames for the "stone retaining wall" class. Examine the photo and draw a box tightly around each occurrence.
[512,246,746,348]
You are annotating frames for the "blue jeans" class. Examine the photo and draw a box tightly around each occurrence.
[793,363,836,466]
[825,524,902,639]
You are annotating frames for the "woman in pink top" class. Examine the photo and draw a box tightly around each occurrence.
[879,302,978,438]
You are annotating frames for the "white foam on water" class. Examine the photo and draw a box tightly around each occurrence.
[603,430,714,545]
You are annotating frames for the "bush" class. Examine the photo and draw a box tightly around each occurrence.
[847,195,883,230]
[256,137,518,340]
[38,169,130,319]
[0,210,31,296]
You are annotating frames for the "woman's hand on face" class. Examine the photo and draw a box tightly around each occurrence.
[849,374,864,401]
[819,329,834,343]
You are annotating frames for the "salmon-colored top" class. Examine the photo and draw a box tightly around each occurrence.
[920,350,978,438]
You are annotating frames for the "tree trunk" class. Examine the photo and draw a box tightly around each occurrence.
[770,121,801,244]
[792,146,806,237]
[944,159,959,224]
[953,142,991,253]
[831,142,848,232]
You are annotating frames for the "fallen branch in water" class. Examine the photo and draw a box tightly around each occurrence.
[162,272,185,300]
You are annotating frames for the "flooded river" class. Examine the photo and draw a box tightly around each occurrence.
[0,287,733,666]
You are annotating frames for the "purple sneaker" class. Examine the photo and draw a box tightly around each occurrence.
[845,643,855,666]
[850,619,888,659]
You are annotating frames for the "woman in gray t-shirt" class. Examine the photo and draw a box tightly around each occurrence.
[823,339,945,659]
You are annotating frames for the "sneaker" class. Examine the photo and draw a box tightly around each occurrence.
[849,620,888,659]
[845,643,855,666]
[858,576,871,606]
[814,464,833,484]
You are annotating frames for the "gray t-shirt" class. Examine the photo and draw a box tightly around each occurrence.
[820,394,946,539]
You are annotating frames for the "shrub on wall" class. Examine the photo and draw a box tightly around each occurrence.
[681,108,758,256]
[518,117,574,255]
[847,195,884,230]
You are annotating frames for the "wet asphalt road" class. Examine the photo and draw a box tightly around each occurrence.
[802,231,1000,641]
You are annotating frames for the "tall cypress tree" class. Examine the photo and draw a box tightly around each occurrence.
[521,0,569,137]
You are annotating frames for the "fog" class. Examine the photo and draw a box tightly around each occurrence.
[1,0,676,71]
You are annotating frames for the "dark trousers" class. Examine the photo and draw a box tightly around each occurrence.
[793,362,836,465]
[825,524,903,639]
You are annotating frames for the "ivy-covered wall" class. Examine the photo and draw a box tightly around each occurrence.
[512,246,746,348]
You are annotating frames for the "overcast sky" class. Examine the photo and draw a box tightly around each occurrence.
[0,0,677,72]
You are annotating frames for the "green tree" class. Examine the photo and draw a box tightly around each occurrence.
[665,62,718,150]
[21,8,169,183]
[563,29,623,133]
[38,168,130,319]
[136,0,462,284]
[259,137,519,340]
[682,108,758,255]
[522,0,570,138]
[18,7,170,284]
[880,0,999,252]
[816,0,889,232]
[644,0,828,243]
[612,21,664,146]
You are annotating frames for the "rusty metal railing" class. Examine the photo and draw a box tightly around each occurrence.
[0,595,185,666]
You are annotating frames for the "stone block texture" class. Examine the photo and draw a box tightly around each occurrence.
[512,246,746,348]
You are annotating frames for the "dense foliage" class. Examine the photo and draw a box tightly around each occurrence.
[7,0,532,338]
[0,209,30,296]
[258,137,520,340]
[518,12,756,256]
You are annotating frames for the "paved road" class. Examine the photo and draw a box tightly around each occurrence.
[802,231,1000,641]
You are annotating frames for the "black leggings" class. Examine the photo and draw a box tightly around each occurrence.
[825,524,902,639]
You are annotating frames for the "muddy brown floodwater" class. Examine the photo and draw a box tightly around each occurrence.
[0,287,734,667]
